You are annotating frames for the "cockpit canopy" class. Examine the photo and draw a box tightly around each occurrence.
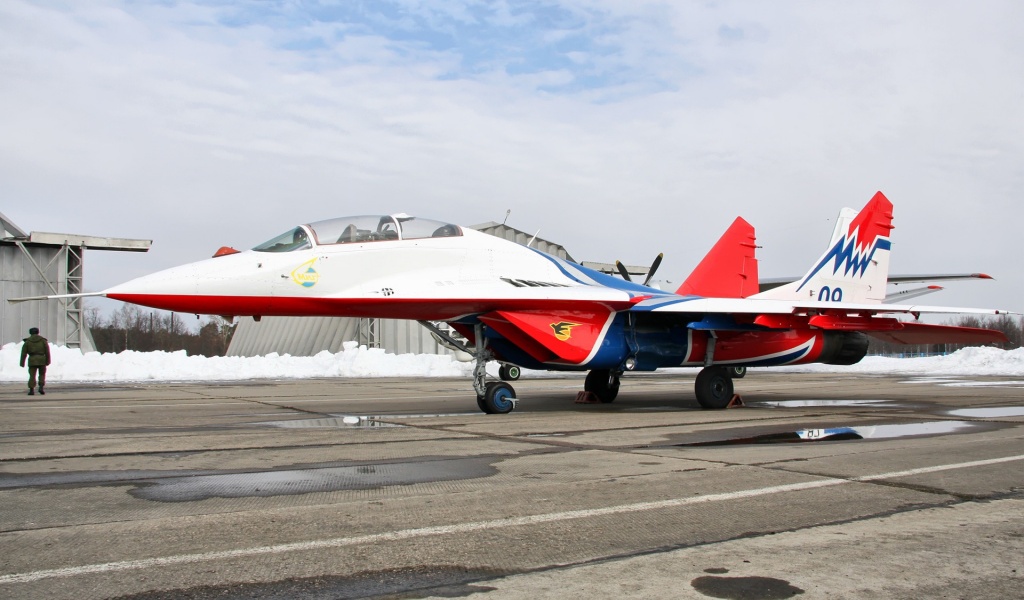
[253,215,462,252]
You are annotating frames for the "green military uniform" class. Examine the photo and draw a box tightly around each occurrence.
[19,329,51,395]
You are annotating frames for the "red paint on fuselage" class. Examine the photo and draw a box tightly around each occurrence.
[105,293,634,322]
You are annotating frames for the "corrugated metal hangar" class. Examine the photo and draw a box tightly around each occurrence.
[0,211,150,352]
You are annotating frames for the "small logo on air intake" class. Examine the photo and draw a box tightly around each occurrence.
[550,321,581,341]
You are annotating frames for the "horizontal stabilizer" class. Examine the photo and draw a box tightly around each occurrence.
[866,323,1008,345]
[887,273,993,284]
[884,285,943,303]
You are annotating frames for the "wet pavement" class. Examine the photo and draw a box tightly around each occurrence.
[1,371,1022,599]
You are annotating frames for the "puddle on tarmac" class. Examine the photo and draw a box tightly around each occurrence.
[680,420,977,446]
[902,377,1024,388]
[852,421,975,438]
[691,575,805,599]
[940,380,1024,388]
[759,399,891,408]
[258,416,405,429]
[259,412,481,429]
[947,406,1024,418]
[110,565,508,600]
[129,456,499,502]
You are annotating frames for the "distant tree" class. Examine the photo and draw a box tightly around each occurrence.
[867,315,1022,356]
[87,307,235,356]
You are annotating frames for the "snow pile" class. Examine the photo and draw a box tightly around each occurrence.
[775,346,1024,376]
[2,342,1023,383]
[0,341,474,383]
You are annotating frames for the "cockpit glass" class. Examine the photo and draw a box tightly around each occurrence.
[252,227,312,252]
[306,215,462,245]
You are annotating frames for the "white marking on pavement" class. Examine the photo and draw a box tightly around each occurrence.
[2,453,1023,585]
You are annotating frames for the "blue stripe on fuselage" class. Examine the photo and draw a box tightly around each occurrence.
[528,248,675,297]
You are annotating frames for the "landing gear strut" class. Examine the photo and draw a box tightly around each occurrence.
[419,320,517,414]
[470,323,517,414]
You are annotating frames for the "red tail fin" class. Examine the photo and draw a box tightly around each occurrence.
[676,217,759,298]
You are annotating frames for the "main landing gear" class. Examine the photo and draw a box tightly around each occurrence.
[584,369,621,403]
[694,366,742,409]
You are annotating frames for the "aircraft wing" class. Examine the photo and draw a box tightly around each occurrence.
[634,296,1011,343]
[636,296,1012,317]
[758,273,994,293]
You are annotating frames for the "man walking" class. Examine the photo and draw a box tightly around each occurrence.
[19,327,51,395]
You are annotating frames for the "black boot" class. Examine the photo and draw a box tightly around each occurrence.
[38,387,45,395]
[28,388,34,396]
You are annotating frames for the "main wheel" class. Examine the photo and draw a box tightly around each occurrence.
[584,369,620,403]
[694,366,735,409]
[499,364,521,381]
[480,381,516,414]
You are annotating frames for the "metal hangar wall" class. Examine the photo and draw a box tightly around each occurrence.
[0,211,151,352]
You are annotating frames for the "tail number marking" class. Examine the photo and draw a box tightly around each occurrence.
[817,286,843,302]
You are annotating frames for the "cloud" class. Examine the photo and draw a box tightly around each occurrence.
[0,0,1021,315]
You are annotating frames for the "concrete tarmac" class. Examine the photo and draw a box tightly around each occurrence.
[1,371,1022,599]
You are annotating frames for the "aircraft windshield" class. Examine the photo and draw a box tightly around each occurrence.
[252,227,312,253]
[306,215,462,245]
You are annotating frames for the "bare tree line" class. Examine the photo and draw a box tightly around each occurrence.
[85,305,235,357]
[867,315,1024,356]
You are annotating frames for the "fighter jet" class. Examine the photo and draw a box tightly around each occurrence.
[20,193,1012,413]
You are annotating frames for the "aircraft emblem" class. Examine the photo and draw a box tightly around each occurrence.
[550,321,581,341]
[291,258,320,288]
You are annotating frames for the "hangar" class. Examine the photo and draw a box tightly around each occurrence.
[0,211,150,352]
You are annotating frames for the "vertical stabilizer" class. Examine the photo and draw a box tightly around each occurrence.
[676,217,759,298]
[752,191,894,303]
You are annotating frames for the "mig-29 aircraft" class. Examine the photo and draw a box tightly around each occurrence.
[22,192,1011,413]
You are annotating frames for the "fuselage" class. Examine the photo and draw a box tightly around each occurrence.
[106,216,644,320]
[104,214,868,372]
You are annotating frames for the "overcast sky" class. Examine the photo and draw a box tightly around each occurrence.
[2,0,1021,316]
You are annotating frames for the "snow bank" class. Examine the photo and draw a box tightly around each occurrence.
[2,342,1023,383]
[0,341,474,383]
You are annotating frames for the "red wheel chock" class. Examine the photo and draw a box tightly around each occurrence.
[727,394,745,408]
[575,391,600,404]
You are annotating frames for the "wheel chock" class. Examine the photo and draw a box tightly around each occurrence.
[727,394,745,408]
[575,391,600,404]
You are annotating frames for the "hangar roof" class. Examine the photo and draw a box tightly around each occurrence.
[0,211,151,252]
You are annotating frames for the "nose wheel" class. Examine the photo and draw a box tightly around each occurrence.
[477,381,516,414]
